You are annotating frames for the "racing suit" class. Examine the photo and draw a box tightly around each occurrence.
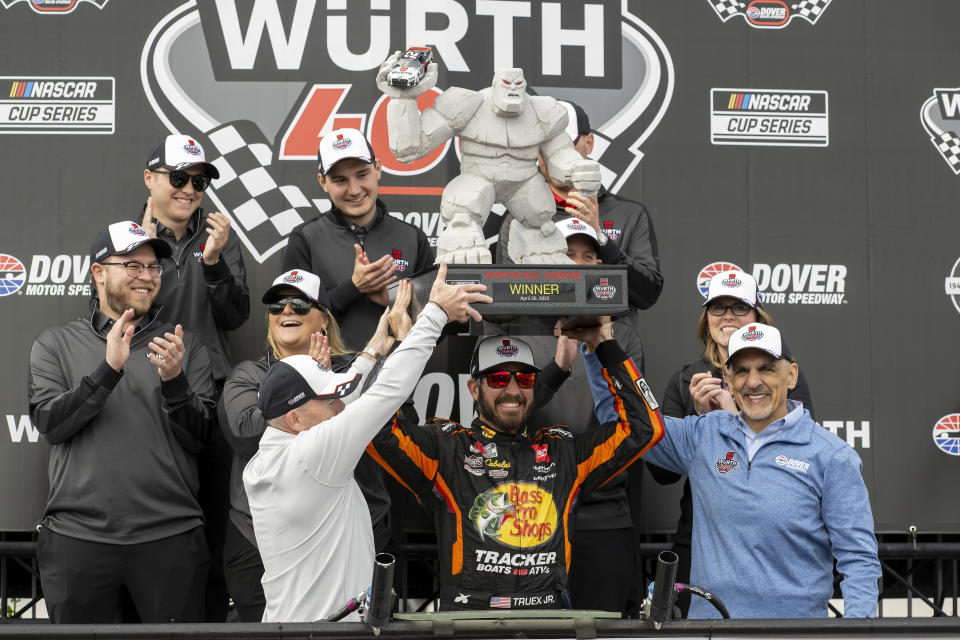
[367,340,664,610]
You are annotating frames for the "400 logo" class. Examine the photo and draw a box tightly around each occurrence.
[706,0,832,29]
[0,253,90,297]
[921,87,960,175]
[0,0,107,14]
[142,1,674,263]
[468,483,557,548]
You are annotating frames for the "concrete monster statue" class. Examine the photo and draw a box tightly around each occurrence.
[376,50,601,264]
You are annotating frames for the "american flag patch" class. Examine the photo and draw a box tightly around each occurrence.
[489,596,512,608]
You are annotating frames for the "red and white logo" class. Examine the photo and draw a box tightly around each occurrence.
[496,340,520,359]
[531,444,550,463]
[698,261,744,298]
[592,277,616,301]
[714,451,739,474]
[391,249,409,272]
[332,133,351,151]
[284,270,304,284]
[183,139,201,156]
[742,325,764,341]
[129,223,146,237]
[601,220,622,240]
[721,272,742,288]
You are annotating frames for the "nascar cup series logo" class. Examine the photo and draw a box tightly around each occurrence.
[921,88,960,175]
[141,1,674,263]
[1,76,115,134]
[468,483,557,548]
[711,89,828,146]
[705,0,832,29]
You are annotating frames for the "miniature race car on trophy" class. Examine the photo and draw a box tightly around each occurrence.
[376,49,601,265]
[385,47,433,88]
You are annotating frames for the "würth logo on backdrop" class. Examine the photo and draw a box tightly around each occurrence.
[0,0,108,14]
[706,0,832,29]
[921,88,960,175]
[141,1,674,263]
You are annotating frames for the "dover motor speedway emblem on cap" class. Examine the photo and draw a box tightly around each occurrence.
[705,0,832,29]
[921,88,960,175]
[142,2,673,263]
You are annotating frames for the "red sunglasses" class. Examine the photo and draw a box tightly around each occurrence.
[485,370,537,389]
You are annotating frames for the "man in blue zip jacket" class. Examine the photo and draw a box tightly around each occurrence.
[584,322,880,618]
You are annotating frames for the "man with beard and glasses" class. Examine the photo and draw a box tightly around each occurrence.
[368,328,664,611]
[584,323,880,619]
[28,221,217,624]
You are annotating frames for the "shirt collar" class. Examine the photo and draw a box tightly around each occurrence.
[735,399,804,439]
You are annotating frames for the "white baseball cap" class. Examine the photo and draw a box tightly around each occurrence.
[258,354,362,419]
[725,323,793,365]
[318,128,376,175]
[261,269,331,309]
[704,270,762,308]
[90,221,172,264]
[470,336,539,376]
[554,218,600,248]
[145,134,220,179]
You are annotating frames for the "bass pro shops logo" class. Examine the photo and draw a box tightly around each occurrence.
[921,88,960,175]
[142,1,674,263]
[0,0,107,14]
[705,0,832,29]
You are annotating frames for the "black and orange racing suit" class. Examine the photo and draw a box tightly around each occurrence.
[367,340,664,610]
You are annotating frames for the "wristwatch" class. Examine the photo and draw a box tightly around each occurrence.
[363,346,379,359]
[595,228,608,246]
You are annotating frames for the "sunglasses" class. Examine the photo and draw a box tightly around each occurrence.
[706,302,752,317]
[267,296,316,315]
[485,370,537,389]
[153,169,211,192]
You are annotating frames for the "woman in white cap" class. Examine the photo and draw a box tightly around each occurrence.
[653,270,814,616]
[216,269,410,621]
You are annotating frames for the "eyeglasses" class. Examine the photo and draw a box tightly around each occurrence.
[153,169,211,192]
[707,302,752,317]
[100,261,164,278]
[267,296,316,315]
[485,370,537,389]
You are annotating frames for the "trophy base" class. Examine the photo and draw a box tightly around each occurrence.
[389,264,628,336]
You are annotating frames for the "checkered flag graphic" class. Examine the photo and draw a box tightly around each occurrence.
[933,130,960,175]
[200,121,319,260]
[707,0,744,19]
[794,0,831,21]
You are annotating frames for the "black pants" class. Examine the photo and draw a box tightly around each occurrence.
[38,526,208,624]
[568,527,635,613]
[198,421,233,621]
[222,518,265,622]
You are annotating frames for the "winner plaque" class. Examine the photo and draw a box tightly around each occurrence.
[390,264,628,335]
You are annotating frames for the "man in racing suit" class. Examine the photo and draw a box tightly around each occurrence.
[368,324,664,610]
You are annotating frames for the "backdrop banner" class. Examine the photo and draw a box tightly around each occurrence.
[1,0,957,534]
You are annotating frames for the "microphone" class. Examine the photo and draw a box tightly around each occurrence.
[650,550,678,628]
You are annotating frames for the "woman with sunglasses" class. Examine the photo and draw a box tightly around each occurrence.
[217,269,407,622]
[653,270,814,616]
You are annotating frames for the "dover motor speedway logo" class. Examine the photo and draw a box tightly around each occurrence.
[706,0,832,29]
[711,89,828,147]
[921,87,960,175]
[141,1,674,263]
[0,252,91,296]
[697,261,847,305]
[0,0,108,13]
[933,414,960,456]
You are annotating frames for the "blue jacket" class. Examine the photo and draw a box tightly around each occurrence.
[584,351,879,619]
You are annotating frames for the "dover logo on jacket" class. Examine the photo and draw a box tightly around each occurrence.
[468,483,557,548]
[141,1,674,263]
[705,0,832,29]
